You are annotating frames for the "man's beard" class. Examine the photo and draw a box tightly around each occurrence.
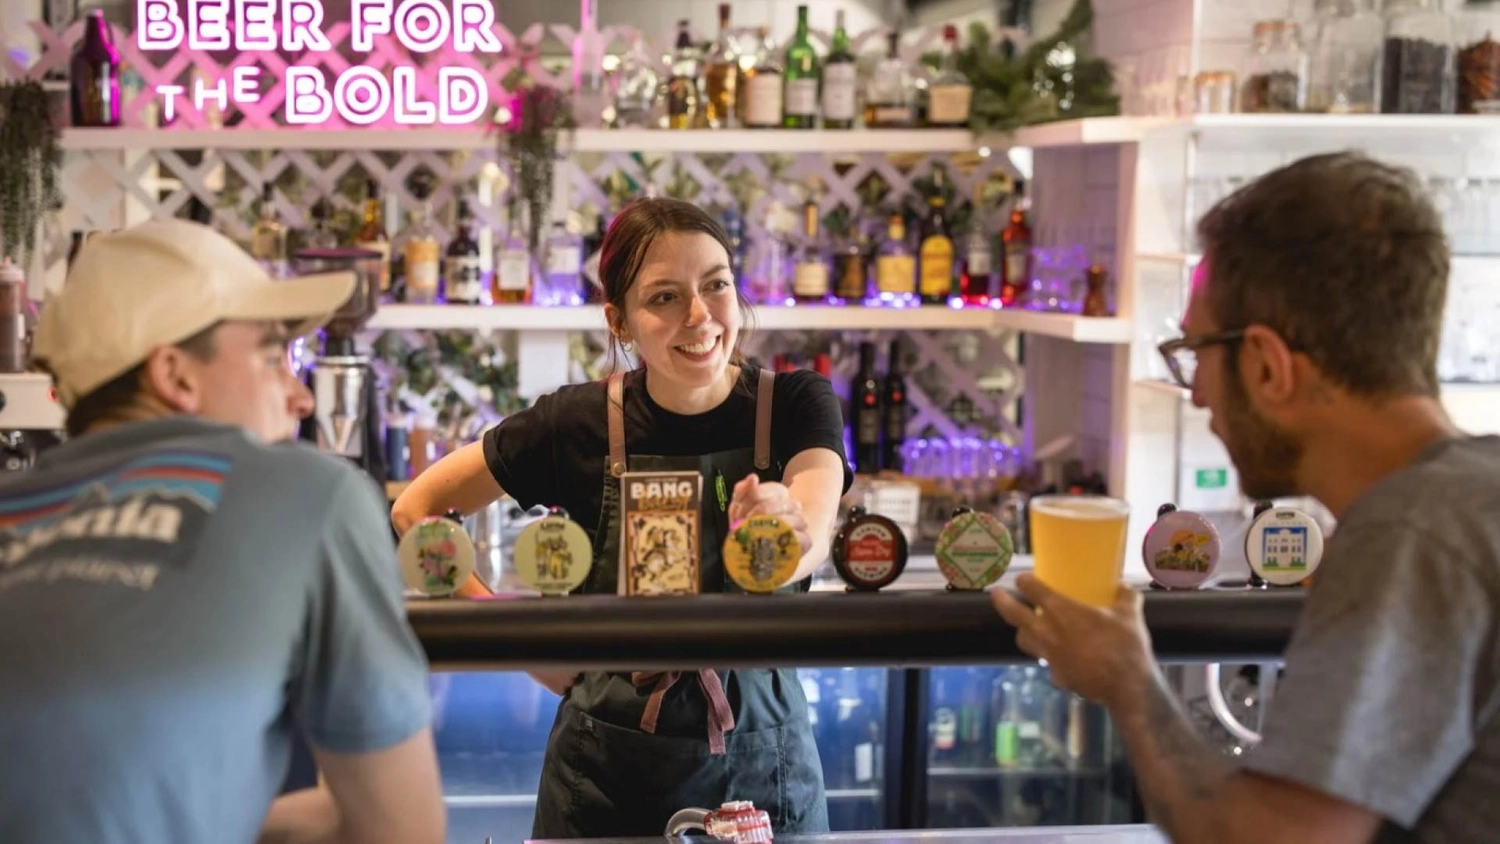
[1220,364,1303,501]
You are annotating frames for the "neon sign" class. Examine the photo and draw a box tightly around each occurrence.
[135,0,504,125]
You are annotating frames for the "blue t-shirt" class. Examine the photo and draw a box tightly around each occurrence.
[0,417,431,844]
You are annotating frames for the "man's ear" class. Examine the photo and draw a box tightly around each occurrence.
[138,346,205,414]
[1239,325,1297,408]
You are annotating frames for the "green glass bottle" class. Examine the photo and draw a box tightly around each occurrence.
[782,5,821,129]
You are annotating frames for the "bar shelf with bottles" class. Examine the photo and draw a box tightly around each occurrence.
[217,153,1130,340]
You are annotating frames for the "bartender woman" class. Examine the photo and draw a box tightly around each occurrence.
[393,197,853,838]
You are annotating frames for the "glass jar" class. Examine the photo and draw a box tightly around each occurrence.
[1458,0,1500,113]
[1382,0,1458,113]
[1241,20,1308,112]
[1307,0,1384,112]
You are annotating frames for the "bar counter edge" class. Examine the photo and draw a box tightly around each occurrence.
[408,589,1305,671]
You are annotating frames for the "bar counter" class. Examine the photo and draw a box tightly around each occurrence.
[529,826,1165,844]
[409,582,1304,671]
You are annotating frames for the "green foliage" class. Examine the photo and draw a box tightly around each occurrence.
[921,0,1120,134]
[372,329,528,430]
[496,58,576,255]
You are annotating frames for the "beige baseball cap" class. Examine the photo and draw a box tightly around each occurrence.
[33,219,356,409]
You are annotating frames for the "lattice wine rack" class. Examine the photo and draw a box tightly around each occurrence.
[3,15,1071,451]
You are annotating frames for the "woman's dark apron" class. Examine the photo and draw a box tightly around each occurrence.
[530,369,830,839]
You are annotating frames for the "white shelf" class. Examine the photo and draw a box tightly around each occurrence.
[59,127,975,155]
[1005,114,1500,149]
[1136,251,1201,265]
[1008,117,1175,148]
[367,303,1133,341]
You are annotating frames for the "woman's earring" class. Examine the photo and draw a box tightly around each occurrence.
[620,339,634,353]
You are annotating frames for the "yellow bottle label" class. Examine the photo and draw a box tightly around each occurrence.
[405,239,440,294]
[876,255,915,295]
[919,236,954,297]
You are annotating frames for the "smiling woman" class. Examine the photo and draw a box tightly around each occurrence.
[391,198,855,839]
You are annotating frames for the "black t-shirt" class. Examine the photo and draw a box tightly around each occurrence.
[483,365,853,543]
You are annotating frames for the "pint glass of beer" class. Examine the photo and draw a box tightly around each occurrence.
[1028,495,1130,607]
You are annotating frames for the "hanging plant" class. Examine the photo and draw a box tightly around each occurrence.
[493,56,576,256]
[0,80,63,269]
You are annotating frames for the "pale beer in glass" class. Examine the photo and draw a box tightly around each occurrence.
[1029,495,1130,607]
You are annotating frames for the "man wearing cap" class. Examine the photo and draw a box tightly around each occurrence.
[0,221,444,844]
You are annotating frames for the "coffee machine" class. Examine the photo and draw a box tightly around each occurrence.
[0,373,64,472]
[294,248,387,482]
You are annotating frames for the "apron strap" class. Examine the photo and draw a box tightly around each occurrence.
[754,368,775,471]
[631,669,738,755]
[607,373,626,478]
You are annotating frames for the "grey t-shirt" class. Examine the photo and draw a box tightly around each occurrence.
[1244,435,1500,843]
[0,417,431,844]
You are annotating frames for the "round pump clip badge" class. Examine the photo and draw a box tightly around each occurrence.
[1142,507,1221,590]
[514,512,594,596]
[1245,506,1325,586]
[724,514,802,594]
[833,509,909,591]
[935,509,1014,591]
[398,516,477,598]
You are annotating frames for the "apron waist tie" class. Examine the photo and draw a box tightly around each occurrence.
[631,669,737,755]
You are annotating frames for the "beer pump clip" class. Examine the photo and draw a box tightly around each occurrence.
[1142,503,1222,590]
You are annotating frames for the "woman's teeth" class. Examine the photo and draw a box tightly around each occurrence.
[676,338,718,355]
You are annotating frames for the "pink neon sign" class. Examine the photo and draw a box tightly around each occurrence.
[136,0,502,126]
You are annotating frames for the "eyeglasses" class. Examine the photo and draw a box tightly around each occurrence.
[1157,329,1246,389]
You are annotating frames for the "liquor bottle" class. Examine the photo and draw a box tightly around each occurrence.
[581,213,607,304]
[395,176,442,305]
[852,341,882,474]
[704,3,738,128]
[864,32,915,128]
[249,184,288,278]
[882,339,907,473]
[1015,667,1047,767]
[792,201,829,303]
[741,27,784,129]
[918,174,955,305]
[957,669,988,767]
[613,37,660,129]
[821,10,858,129]
[43,0,78,30]
[993,669,1019,767]
[1081,264,1111,316]
[999,180,1033,307]
[874,212,916,304]
[723,204,746,282]
[930,673,958,765]
[782,5,820,129]
[665,20,700,130]
[926,25,973,127]
[571,0,609,129]
[354,180,391,298]
[833,224,868,302]
[70,9,121,128]
[959,190,994,307]
[752,208,791,304]
[304,199,339,249]
[492,206,533,304]
[542,218,585,306]
[445,198,484,305]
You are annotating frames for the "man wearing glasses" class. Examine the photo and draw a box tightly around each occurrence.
[996,152,1498,842]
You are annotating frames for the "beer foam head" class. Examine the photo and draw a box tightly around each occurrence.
[1030,495,1130,521]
